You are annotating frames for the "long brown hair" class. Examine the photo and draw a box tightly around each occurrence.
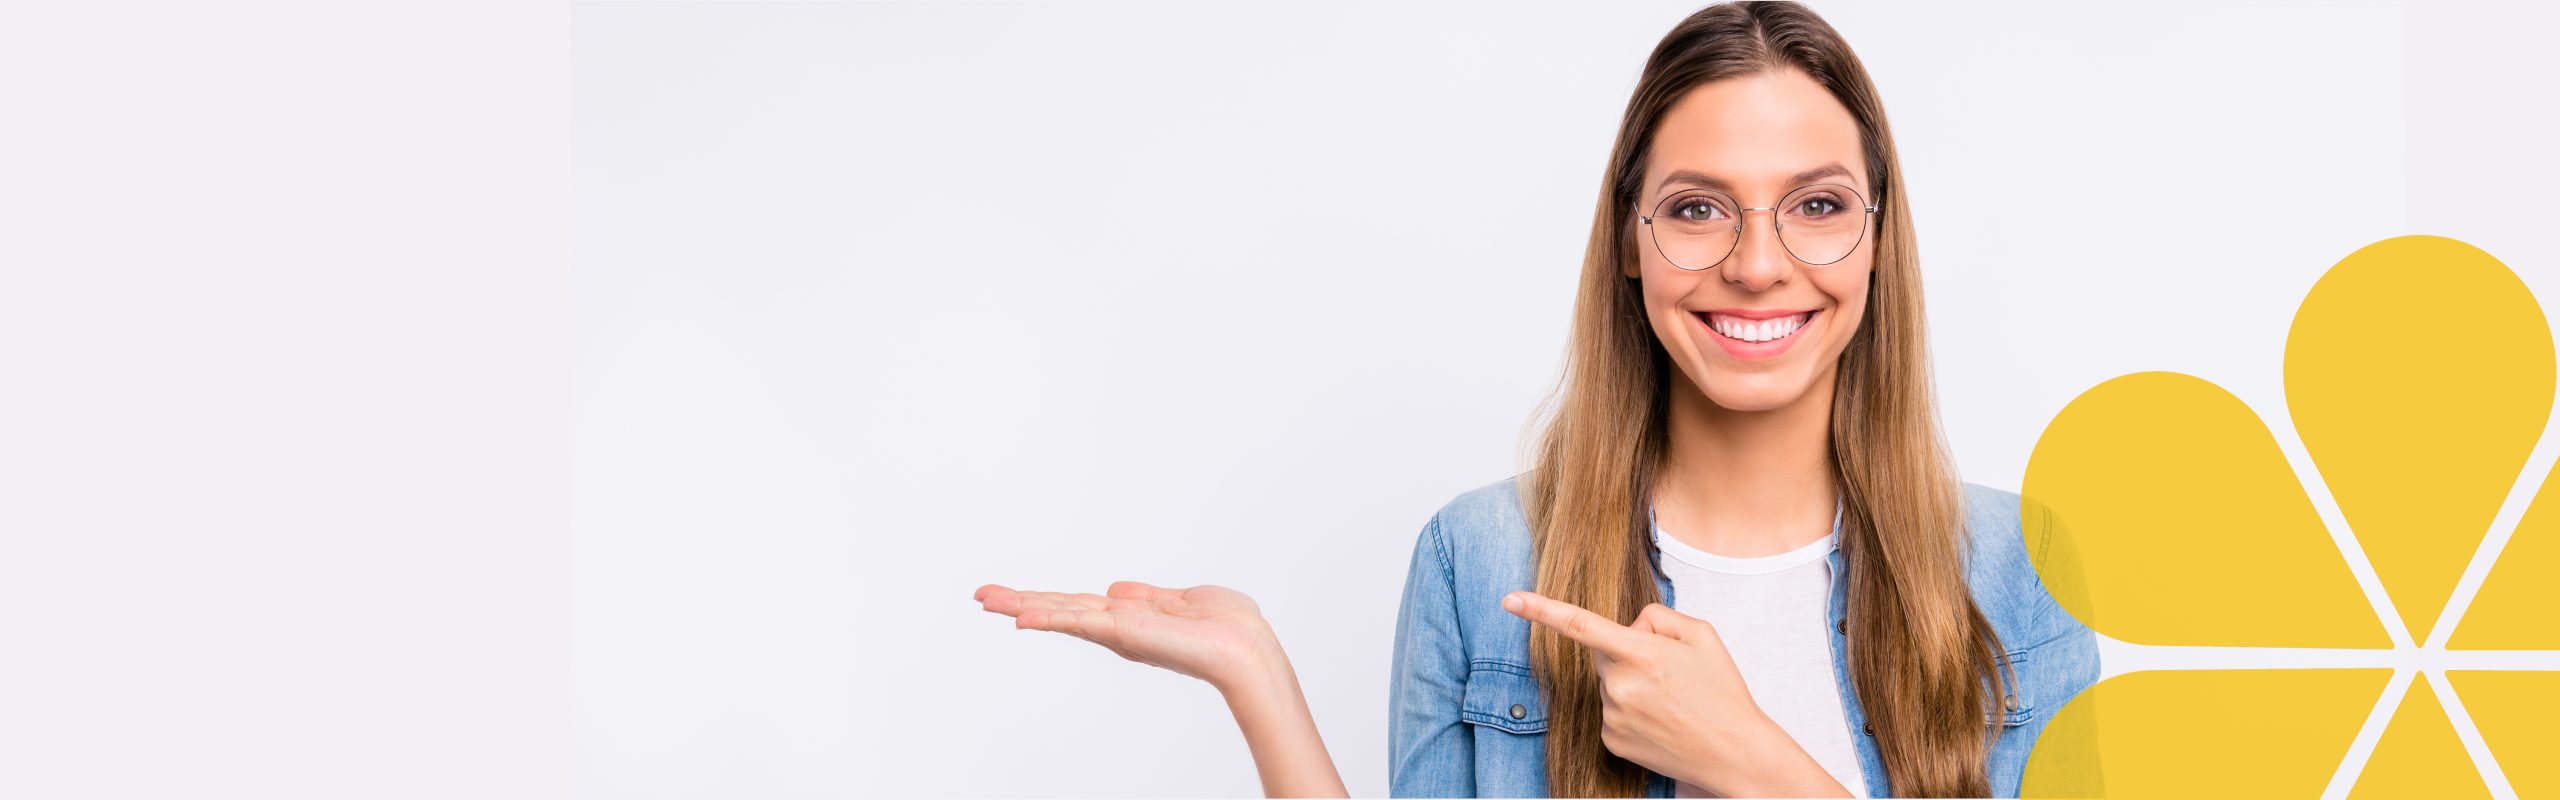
[1516,2,2007,796]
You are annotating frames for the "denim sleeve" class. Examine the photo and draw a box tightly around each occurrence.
[1388,514,1473,797]
[2018,496,2106,796]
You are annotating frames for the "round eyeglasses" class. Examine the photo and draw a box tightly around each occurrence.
[1638,183,1879,271]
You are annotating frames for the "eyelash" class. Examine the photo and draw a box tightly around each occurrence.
[1673,195,1847,219]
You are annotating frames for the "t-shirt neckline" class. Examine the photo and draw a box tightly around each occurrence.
[1648,497,1843,576]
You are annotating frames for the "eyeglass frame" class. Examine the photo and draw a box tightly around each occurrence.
[1635,182,1882,271]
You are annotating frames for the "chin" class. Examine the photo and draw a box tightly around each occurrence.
[1698,372,1817,413]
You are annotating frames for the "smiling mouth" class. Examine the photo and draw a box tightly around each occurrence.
[1698,310,1819,343]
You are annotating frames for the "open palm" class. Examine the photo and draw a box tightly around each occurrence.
[974,581,1277,691]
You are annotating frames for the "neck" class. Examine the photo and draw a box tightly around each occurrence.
[1653,368,1841,558]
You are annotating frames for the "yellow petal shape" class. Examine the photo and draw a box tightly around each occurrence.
[2348,678,2490,799]
[2023,669,2390,798]
[2024,371,2389,647]
[2446,671,2560,798]
[2286,235,2554,642]
[2448,459,2560,649]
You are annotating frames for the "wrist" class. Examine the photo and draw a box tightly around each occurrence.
[1207,622,1347,799]
[1211,621,1291,699]
[1698,712,1847,798]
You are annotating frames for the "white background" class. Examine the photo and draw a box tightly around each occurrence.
[4,1,2555,798]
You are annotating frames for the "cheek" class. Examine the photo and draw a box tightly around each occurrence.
[1643,288,1687,343]
[1824,261,1874,310]
[1815,263,1874,344]
[1637,268,1696,322]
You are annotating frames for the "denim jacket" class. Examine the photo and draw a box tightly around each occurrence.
[1386,476,2099,798]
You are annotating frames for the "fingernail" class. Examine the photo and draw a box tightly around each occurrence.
[1503,593,1523,613]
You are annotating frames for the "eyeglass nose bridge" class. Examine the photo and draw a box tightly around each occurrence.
[1636,203,1860,228]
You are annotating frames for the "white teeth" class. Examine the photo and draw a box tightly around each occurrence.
[1707,312,1811,343]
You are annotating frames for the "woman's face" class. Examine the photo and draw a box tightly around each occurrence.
[1626,67,1876,414]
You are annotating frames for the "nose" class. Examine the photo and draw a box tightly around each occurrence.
[1721,208,1796,292]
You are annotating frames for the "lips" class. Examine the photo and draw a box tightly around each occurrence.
[1697,310,1817,343]
[1691,308,1823,362]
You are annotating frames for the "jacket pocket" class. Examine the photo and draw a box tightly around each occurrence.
[1459,660,1546,735]
[1991,646,2035,728]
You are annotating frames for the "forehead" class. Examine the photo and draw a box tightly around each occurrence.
[1643,68,1867,197]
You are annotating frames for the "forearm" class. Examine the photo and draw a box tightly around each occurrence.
[1672,715,1850,798]
[1722,740,1849,798]
[1216,637,1348,799]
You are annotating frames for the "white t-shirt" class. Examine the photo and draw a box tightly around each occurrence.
[1650,503,1868,798]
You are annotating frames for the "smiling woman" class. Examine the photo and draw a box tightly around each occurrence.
[1465,3,2099,795]
[975,1,2098,798]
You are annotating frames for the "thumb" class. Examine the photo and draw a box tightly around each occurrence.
[1634,602,1710,642]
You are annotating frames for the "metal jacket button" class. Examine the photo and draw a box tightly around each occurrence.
[1510,703,1527,720]
[2004,694,2019,712]
[1835,618,1847,635]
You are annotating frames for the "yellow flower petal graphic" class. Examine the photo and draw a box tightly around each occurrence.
[2446,671,2560,798]
[2448,459,2560,650]
[2024,236,2558,797]
[2286,235,2555,642]
[2348,679,2490,799]
[2022,669,2390,798]
[2023,371,2389,647]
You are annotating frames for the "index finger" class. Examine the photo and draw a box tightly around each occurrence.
[1502,591,1646,661]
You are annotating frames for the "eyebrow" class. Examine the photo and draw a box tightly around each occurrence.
[1654,162,1856,196]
